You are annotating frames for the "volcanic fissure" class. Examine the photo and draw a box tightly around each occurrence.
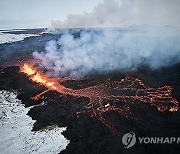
[20,63,179,130]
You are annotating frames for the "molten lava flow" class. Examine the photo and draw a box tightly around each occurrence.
[20,63,67,92]
[20,63,179,130]
[22,64,36,76]
[31,89,50,101]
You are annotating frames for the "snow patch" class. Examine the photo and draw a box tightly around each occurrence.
[0,32,38,44]
[0,90,69,154]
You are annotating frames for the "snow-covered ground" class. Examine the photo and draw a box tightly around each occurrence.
[0,90,69,154]
[0,31,38,44]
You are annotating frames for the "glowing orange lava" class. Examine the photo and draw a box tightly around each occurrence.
[20,63,66,92]
[22,64,36,76]
[20,63,179,130]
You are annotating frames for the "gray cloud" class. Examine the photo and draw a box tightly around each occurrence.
[50,0,180,29]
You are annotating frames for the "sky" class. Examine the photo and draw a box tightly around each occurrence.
[0,0,180,29]
[0,0,102,29]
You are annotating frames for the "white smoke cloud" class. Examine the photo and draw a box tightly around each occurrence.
[49,0,180,29]
[33,28,180,77]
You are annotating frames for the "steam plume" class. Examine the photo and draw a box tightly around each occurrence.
[33,29,180,77]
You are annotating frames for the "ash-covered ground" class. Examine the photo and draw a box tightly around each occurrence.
[0,28,180,154]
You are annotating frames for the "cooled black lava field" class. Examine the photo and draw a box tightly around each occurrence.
[0,29,180,154]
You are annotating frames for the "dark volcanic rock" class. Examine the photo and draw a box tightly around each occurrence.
[0,65,180,154]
